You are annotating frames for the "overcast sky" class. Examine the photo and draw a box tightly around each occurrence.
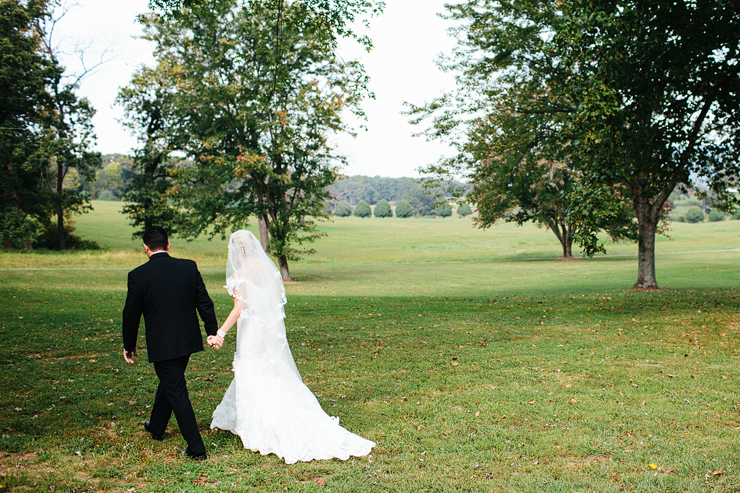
[52,0,459,178]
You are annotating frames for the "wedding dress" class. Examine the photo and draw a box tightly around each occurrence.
[210,230,375,464]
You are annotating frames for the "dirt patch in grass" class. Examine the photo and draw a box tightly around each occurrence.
[566,454,611,472]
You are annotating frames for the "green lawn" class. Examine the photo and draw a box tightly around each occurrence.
[1,201,739,492]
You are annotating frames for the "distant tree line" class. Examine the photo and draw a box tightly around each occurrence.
[326,175,470,218]
[83,160,472,219]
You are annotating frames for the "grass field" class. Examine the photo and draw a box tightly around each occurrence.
[1,201,739,492]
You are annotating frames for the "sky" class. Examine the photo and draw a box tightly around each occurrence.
[52,0,459,178]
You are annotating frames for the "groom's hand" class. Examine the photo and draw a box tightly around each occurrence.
[123,348,137,364]
[207,335,223,349]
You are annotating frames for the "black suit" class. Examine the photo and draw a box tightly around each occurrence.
[122,252,218,454]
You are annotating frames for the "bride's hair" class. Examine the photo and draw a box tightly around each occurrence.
[226,230,286,314]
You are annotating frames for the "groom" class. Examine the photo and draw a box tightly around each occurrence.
[122,226,219,460]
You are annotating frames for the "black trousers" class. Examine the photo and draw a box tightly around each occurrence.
[149,355,205,454]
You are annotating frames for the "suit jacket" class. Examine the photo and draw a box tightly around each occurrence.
[122,252,218,363]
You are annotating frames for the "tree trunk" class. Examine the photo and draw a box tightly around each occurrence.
[545,218,574,259]
[632,195,659,289]
[278,255,291,282]
[56,157,66,251]
[562,232,573,258]
[258,215,270,252]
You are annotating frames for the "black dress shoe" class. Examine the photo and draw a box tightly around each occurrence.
[144,421,164,441]
[183,448,207,460]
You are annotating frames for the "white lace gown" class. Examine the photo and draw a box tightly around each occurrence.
[210,276,375,464]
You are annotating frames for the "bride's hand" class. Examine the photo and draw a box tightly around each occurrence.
[207,335,223,349]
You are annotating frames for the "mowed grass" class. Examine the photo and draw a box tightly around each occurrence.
[1,201,739,492]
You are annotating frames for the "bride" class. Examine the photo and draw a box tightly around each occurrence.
[208,230,375,464]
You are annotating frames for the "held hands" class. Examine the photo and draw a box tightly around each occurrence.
[207,334,224,350]
[123,348,138,364]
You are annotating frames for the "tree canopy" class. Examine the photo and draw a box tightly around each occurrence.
[1,0,100,250]
[412,0,740,286]
[121,0,382,280]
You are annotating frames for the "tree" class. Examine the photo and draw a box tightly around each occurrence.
[373,198,392,218]
[417,0,740,287]
[131,0,381,280]
[0,0,101,250]
[354,200,371,218]
[395,200,412,218]
[334,201,352,217]
[708,209,725,222]
[684,207,705,224]
[456,203,472,217]
[117,63,181,237]
[402,185,442,217]
[0,0,50,248]
[435,202,452,217]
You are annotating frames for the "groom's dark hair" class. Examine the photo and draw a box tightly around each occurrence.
[143,226,168,251]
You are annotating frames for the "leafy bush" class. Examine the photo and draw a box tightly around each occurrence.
[395,200,413,218]
[98,190,118,201]
[708,209,725,222]
[335,201,352,217]
[374,199,393,218]
[456,203,473,217]
[435,203,452,217]
[674,215,686,223]
[684,206,705,223]
[732,209,740,220]
[354,200,371,218]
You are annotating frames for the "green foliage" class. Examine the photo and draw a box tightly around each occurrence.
[707,209,725,222]
[456,202,472,217]
[373,199,392,218]
[0,0,54,248]
[353,200,371,218]
[0,0,101,250]
[402,186,442,216]
[334,201,352,217]
[127,0,379,279]
[733,209,740,220]
[684,206,705,224]
[394,199,413,218]
[0,210,45,249]
[327,175,460,205]
[414,0,740,288]
[435,202,452,217]
[97,190,117,201]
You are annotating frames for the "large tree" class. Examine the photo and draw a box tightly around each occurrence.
[117,63,181,237]
[0,0,51,248]
[415,0,740,287]
[38,1,102,250]
[125,0,380,280]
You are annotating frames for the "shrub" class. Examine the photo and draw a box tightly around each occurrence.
[374,199,393,218]
[708,209,725,222]
[395,200,413,218]
[674,215,686,223]
[335,201,352,217]
[456,203,473,217]
[98,190,118,201]
[435,203,452,217]
[354,200,371,218]
[684,206,705,223]
[732,209,740,220]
